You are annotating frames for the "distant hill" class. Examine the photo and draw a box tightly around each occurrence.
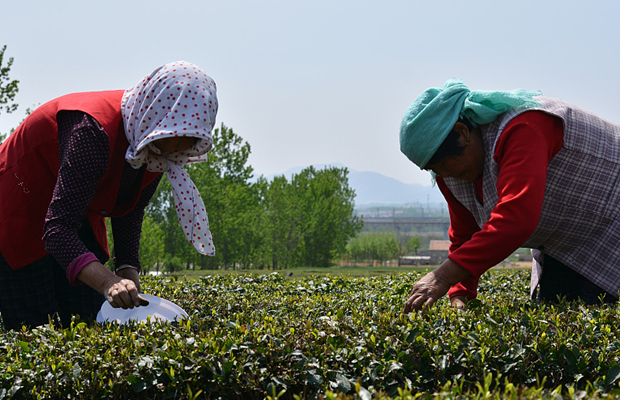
[258,163,447,207]
[347,169,446,206]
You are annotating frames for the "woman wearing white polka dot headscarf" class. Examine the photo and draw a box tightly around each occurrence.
[0,61,218,330]
[122,61,218,256]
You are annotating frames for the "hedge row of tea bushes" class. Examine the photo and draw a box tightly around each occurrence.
[2,271,620,399]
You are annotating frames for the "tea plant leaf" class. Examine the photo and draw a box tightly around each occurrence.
[605,365,620,387]
[357,385,372,400]
[331,373,352,393]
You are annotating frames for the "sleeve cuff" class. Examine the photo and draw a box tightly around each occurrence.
[66,252,99,286]
[448,276,480,300]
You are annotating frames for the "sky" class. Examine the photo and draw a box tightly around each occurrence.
[1,0,619,186]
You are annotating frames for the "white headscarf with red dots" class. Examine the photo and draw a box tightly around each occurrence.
[121,61,218,256]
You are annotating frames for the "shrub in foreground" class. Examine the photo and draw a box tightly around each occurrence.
[1,271,620,399]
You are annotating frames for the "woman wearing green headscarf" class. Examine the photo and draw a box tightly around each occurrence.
[400,79,620,313]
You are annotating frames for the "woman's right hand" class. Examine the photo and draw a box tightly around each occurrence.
[78,261,148,309]
[102,276,146,309]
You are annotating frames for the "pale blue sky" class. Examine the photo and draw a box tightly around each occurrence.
[2,0,619,185]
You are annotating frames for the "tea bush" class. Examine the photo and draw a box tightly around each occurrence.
[2,270,620,399]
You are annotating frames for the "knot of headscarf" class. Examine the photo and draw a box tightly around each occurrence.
[399,79,542,168]
[121,61,218,256]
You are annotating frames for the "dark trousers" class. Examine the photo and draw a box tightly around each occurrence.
[538,254,617,304]
[0,223,106,330]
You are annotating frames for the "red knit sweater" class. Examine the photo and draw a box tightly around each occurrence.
[439,111,564,299]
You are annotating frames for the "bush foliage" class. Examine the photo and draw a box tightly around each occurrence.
[3,270,620,399]
[142,124,362,272]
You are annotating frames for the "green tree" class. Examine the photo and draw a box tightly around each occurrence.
[407,236,421,253]
[187,123,257,270]
[147,123,259,270]
[259,175,304,269]
[0,45,19,142]
[372,232,400,263]
[257,166,361,269]
[139,212,165,273]
[294,166,362,267]
[161,255,184,273]
[144,126,362,271]
[146,176,192,266]
[345,234,367,265]
[400,236,421,256]
[104,218,115,269]
[346,232,400,265]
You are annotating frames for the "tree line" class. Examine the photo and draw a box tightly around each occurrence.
[0,45,19,142]
[128,124,424,272]
[133,124,364,271]
[344,232,421,266]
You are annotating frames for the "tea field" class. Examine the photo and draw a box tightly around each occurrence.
[2,270,620,399]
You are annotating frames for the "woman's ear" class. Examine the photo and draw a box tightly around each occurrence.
[453,122,471,146]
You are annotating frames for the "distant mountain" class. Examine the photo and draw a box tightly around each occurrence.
[348,169,446,206]
[259,163,447,207]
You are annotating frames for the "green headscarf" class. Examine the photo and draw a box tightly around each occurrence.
[399,79,542,168]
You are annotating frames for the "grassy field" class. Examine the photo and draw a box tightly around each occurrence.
[167,265,437,279]
[165,262,531,280]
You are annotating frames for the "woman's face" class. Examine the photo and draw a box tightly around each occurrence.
[427,123,485,183]
[151,137,197,155]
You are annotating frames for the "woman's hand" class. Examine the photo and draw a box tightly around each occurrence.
[77,261,148,309]
[113,267,149,308]
[450,295,468,310]
[403,259,471,314]
[101,275,143,309]
[116,267,142,293]
[403,269,452,314]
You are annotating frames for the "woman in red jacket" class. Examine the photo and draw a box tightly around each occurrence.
[400,79,620,314]
[0,61,218,330]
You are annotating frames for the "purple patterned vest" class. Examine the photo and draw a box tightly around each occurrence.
[444,97,620,297]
